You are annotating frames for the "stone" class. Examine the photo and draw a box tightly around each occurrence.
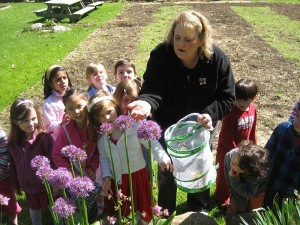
[52,25,71,33]
[31,23,44,31]
[172,212,218,225]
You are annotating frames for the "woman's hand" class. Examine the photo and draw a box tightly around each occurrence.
[197,114,213,131]
[127,100,151,122]
[160,161,174,173]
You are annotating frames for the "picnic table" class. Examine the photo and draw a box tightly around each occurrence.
[34,0,104,21]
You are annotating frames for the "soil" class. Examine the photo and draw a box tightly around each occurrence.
[1,1,300,146]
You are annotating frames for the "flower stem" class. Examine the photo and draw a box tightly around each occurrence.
[44,180,59,225]
[77,159,84,177]
[148,141,154,221]
[69,159,76,178]
[107,135,122,224]
[81,197,89,225]
[124,130,135,224]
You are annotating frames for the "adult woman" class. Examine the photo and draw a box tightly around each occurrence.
[128,10,235,214]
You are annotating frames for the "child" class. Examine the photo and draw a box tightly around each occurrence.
[288,97,300,121]
[86,63,115,98]
[264,104,300,208]
[42,65,72,140]
[0,127,22,225]
[8,99,55,225]
[224,140,270,214]
[114,79,140,115]
[52,88,102,218]
[113,59,142,89]
[215,79,258,208]
[87,91,173,224]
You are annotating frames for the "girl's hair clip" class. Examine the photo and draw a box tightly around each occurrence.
[87,96,114,112]
[16,99,34,107]
[45,65,63,81]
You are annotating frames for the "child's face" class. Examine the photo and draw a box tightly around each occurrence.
[230,153,245,175]
[65,95,88,128]
[115,65,136,83]
[98,105,118,124]
[89,66,107,89]
[235,98,253,111]
[50,71,69,95]
[121,93,137,115]
[293,110,300,135]
[17,107,38,137]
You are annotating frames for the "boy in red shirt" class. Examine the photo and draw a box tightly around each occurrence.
[215,79,258,209]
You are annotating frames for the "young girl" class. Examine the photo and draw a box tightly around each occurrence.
[52,88,102,218]
[114,59,142,89]
[42,65,72,140]
[224,140,270,214]
[87,91,173,224]
[114,79,140,115]
[86,63,115,98]
[0,127,22,225]
[8,99,55,225]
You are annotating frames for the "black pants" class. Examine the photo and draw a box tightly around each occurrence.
[157,122,220,215]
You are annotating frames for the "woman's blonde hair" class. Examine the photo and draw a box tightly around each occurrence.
[166,10,213,60]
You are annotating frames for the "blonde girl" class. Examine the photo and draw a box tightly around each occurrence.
[86,63,115,98]
[42,65,72,140]
[8,99,55,225]
[87,91,173,224]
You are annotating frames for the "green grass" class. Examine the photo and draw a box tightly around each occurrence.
[231,6,300,67]
[0,2,126,111]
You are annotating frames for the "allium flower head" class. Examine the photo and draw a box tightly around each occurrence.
[49,167,73,189]
[31,155,50,170]
[114,115,133,130]
[162,209,169,217]
[137,120,162,140]
[69,176,95,197]
[61,145,87,162]
[100,122,115,135]
[107,216,117,224]
[36,166,53,181]
[53,197,76,218]
[152,205,162,216]
[0,194,9,206]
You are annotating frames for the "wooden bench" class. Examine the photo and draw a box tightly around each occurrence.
[87,1,103,8]
[34,7,59,17]
[72,6,94,19]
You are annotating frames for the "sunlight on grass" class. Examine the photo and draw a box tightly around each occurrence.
[231,6,300,67]
[0,2,125,111]
[135,6,187,74]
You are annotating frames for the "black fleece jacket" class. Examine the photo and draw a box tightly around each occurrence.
[139,42,235,130]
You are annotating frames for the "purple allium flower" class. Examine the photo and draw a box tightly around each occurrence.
[152,205,162,216]
[117,189,123,199]
[53,197,76,218]
[49,167,73,190]
[61,145,87,162]
[114,115,133,130]
[36,166,53,181]
[31,155,51,170]
[100,122,115,135]
[0,194,10,206]
[107,216,117,224]
[69,176,95,197]
[137,120,162,140]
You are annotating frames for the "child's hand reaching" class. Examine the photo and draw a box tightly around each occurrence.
[160,161,174,173]
[102,177,112,196]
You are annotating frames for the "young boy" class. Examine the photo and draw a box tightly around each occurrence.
[215,79,258,209]
[264,104,300,207]
[224,140,270,214]
[86,63,115,98]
